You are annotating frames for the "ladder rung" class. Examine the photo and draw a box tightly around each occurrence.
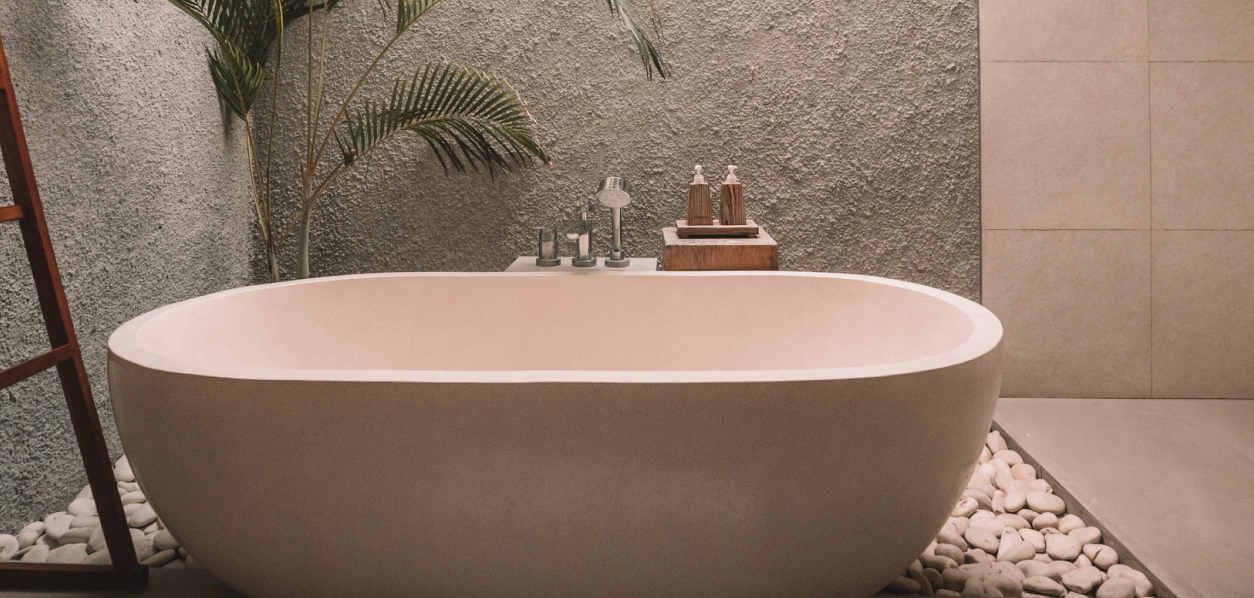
[0,344,74,389]
[0,204,20,222]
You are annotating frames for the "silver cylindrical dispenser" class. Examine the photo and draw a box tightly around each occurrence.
[536,227,560,267]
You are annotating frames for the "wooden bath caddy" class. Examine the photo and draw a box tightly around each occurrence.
[662,226,778,271]
[675,218,760,238]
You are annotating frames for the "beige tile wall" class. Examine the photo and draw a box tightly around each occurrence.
[980,0,1254,398]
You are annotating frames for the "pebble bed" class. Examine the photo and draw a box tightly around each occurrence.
[880,431,1157,598]
[0,456,196,570]
[2,433,1159,598]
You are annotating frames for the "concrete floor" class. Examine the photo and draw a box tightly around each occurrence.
[996,398,1254,598]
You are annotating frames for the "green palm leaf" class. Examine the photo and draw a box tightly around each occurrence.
[606,0,667,79]
[168,0,290,117]
[206,37,268,118]
[340,62,549,175]
[393,0,443,35]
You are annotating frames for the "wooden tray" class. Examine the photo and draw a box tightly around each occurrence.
[675,218,760,238]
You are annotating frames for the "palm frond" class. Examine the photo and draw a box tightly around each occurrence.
[341,62,549,176]
[606,0,667,79]
[207,38,267,119]
[281,0,344,24]
[169,0,287,116]
[371,0,445,36]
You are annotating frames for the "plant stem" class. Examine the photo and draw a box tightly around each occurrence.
[308,19,415,173]
[243,112,279,283]
[296,202,313,279]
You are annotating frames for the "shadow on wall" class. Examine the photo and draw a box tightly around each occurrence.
[0,0,254,532]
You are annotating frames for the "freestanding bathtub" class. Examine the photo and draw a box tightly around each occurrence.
[107,271,1001,598]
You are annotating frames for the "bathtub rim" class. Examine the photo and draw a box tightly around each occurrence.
[107,271,1001,385]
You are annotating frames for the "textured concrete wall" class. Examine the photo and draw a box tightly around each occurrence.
[0,1,254,531]
[264,0,980,298]
[0,0,978,532]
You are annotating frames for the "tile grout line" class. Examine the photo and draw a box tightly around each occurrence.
[977,0,983,306]
[1147,0,1154,399]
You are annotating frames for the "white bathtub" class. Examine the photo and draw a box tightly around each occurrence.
[107,272,1001,598]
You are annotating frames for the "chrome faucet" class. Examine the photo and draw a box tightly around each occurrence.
[597,177,631,268]
[565,208,596,267]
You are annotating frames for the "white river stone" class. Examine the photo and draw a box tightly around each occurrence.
[21,544,50,563]
[129,503,158,528]
[153,530,179,552]
[992,450,1024,467]
[121,491,147,505]
[1045,534,1082,561]
[964,527,999,553]
[1094,546,1119,569]
[1019,527,1046,552]
[1096,577,1137,598]
[985,574,1022,597]
[936,543,965,565]
[142,549,178,568]
[1003,491,1026,513]
[47,544,89,564]
[1023,575,1066,596]
[89,526,108,553]
[1057,514,1085,534]
[1018,559,1057,580]
[0,535,18,560]
[996,532,1035,563]
[114,455,135,483]
[888,575,921,593]
[1062,566,1104,593]
[1069,526,1102,546]
[58,527,92,545]
[1026,492,1065,515]
[987,431,1007,454]
[16,530,40,549]
[965,548,992,565]
[938,526,969,550]
[1010,463,1036,482]
[67,497,97,517]
[84,549,112,565]
[951,497,978,518]
[43,512,73,541]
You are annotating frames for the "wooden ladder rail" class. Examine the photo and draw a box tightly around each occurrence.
[0,30,147,591]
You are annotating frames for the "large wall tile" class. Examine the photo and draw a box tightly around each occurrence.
[1149,0,1254,61]
[983,63,1150,230]
[981,0,1148,62]
[1152,231,1254,398]
[1151,63,1254,230]
[983,230,1152,397]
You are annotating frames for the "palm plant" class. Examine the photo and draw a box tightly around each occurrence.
[167,0,666,280]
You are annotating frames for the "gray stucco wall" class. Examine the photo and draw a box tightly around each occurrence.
[0,0,978,532]
[264,0,981,298]
[0,1,254,532]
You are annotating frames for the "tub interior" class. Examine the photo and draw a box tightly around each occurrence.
[133,274,976,373]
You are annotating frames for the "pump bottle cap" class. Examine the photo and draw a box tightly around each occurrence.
[691,165,706,185]
[724,165,738,185]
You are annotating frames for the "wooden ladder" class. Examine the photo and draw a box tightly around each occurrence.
[0,30,147,591]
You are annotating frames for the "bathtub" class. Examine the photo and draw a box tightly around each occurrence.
[107,271,1001,598]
